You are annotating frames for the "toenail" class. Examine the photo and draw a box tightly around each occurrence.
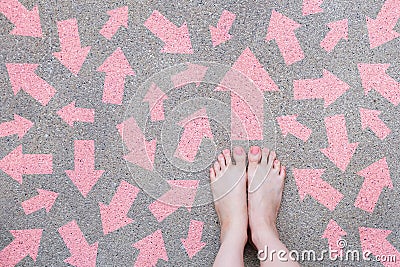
[234,147,243,155]
[251,146,260,154]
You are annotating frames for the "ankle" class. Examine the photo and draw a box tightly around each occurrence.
[220,222,248,246]
[251,224,280,250]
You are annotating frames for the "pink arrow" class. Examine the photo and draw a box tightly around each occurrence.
[0,229,43,267]
[366,0,400,48]
[21,189,58,215]
[0,0,42,37]
[65,140,104,197]
[359,227,400,267]
[97,47,135,105]
[302,0,325,16]
[59,221,98,267]
[321,219,347,256]
[293,69,350,107]
[99,180,140,235]
[266,10,304,65]
[0,114,33,139]
[174,108,213,162]
[0,145,52,184]
[209,10,236,47]
[116,117,156,171]
[57,101,95,127]
[53,19,91,75]
[142,83,168,121]
[144,10,193,54]
[293,168,343,211]
[320,19,348,52]
[358,63,400,106]
[276,114,312,142]
[171,63,208,88]
[359,108,391,140]
[355,157,393,213]
[6,63,56,106]
[180,220,206,259]
[99,6,128,40]
[320,115,359,172]
[149,180,199,222]
[215,47,278,140]
[132,229,168,267]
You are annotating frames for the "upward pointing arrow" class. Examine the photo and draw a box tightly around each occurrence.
[132,229,168,267]
[321,219,347,256]
[99,6,128,40]
[320,19,348,52]
[142,83,168,121]
[21,189,59,215]
[0,114,33,139]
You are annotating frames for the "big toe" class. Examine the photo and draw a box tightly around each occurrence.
[232,146,246,167]
[248,146,261,163]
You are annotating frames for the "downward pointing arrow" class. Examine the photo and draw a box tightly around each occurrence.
[59,221,98,267]
[0,229,43,267]
[65,140,104,197]
[21,189,58,215]
[132,229,168,267]
[149,180,199,222]
[355,157,393,213]
[97,47,135,105]
[53,19,91,75]
[321,115,359,172]
[321,219,347,256]
[174,108,213,162]
[358,63,400,106]
[359,108,391,140]
[359,227,400,267]
[209,10,236,47]
[0,145,52,184]
[144,10,193,54]
[0,114,33,139]
[320,19,348,52]
[6,63,56,106]
[171,63,208,88]
[366,0,400,48]
[142,83,168,121]
[99,6,128,40]
[293,168,343,211]
[302,0,325,16]
[266,10,304,65]
[180,220,206,259]
[293,69,350,107]
[57,101,95,127]
[276,114,312,142]
[99,180,139,235]
[0,0,42,37]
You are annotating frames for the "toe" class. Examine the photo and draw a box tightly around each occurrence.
[248,146,261,163]
[214,161,221,175]
[223,149,232,166]
[261,147,270,165]
[232,146,246,166]
[210,168,216,181]
[268,151,276,165]
[218,153,226,170]
[273,159,281,172]
[279,165,286,179]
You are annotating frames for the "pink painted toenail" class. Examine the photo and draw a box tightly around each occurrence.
[251,146,260,154]
[234,147,243,155]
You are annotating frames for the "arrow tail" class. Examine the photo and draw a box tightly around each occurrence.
[0,0,27,24]
[74,107,95,123]
[0,120,17,137]
[57,19,82,50]
[375,0,400,28]
[217,10,236,31]
[311,180,343,211]
[144,10,178,41]
[102,73,126,105]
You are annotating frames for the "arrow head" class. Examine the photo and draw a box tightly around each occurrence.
[359,227,392,252]
[53,46,91,75]
[302,0,324,16]
[321,69,350,107]
[107,6,128,27]
[0,145,23,183]
[366,16,400,49]
[6,63,38,94]
[209,25,231,47]
[322,219,347,239]
[357,157,393,188]
[99,202,133,235]
[132,230,168,265]
[37,189,59,212]
[9,5,43,37]
[359,108,381,130]
[177,108,213,139]
[161,22,193,54]
[57,101,77,127]
[358,63,390,94]
[180,237,206,259]
[65,169,105,197]
[276,115,298,137]
[97,47,135,76]
[293,168,325,199]
[13,114,34,139]
[320,142,358,172]
[10,229,43,261]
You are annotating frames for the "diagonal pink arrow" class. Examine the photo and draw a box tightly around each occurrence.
[358,63,400,106]
[142,83,168,121]
[59,221,98,267]
[97,47,135,105]
[6,63,56,106]
[171,63,208,88]
[266,10,304,65]
[0,229,43,267]
[321,219,347,256]
[355,157,393,213]
[0,114,33,140]
[132,229,168,267]
[65,140,104,197]
[144,10,193,54]
[0,145,52,184]
[359,227,400,267]
[359,108,391,140]
[366,0,400,48]
[174,108,213,162]
[149,180,199,222]
[180,220,206,259]
[0,0,42,37]
[293,168,343,211]
[293,69,350,107]
[116,116,156,171]
[99,180,140,235]
[21,189,58,215]
[57,101,95,127]
[302,0,325,16]
[99,6,128,40]
[209,10,236,47]
[53,19,91,75]
[321,115,359,172]
[276,114,312,142]
[320,19,348,52]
